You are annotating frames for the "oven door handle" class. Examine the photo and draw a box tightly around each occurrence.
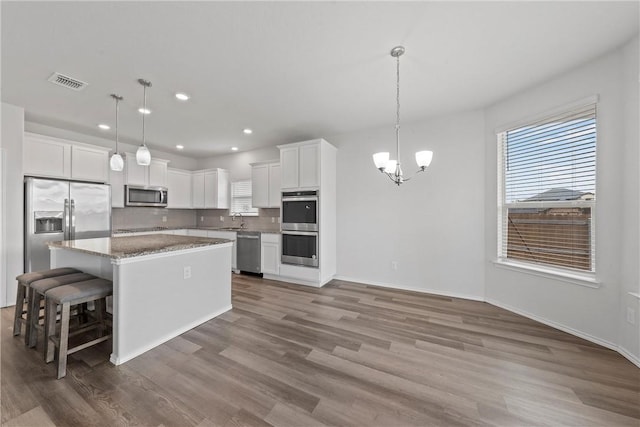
[282,197,318,202]
[282,231,317,236]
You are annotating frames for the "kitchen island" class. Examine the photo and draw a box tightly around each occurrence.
[48,234,233,365]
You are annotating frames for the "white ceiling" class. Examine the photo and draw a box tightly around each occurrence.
[2,1,638,158]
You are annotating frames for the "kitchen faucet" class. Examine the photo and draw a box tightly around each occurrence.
[232,212,245,229]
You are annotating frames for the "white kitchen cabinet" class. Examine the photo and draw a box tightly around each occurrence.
[149,159,169,187]
[23,133,109,183]
[250,161,281,208]
[207,230,237,271]
[191,168,229,209]
[278,140,321,190]
[124,154,169,188]
[125,154,147,186]
[71,145,110,183]
[167,168,192,208]
[204,169,229,209]
[187,229,208,237]
[109,168,125,208]
[261,233,280,276]
[173,229,189,236]
[191,172,205,208]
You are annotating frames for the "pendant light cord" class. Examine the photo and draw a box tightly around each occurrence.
[142,84,147,146]
[115,97,119,153]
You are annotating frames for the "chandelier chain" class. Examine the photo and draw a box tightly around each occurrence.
[395,53,401,166]
[142,84,147,145]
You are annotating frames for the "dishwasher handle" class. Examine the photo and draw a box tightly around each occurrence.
[237,234,260,239]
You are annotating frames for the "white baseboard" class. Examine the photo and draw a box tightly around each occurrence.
[110,304,233,365]
[486,297,640,369]
[332,275,485,302]
[331,275,639,369]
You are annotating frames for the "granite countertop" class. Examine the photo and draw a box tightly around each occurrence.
[112,226,281,234]
[48,234,233,259]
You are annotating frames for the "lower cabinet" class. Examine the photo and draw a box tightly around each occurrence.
[261,233,280,275]
[207,231,237,272]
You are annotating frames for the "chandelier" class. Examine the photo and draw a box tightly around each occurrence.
[373,46,433,185]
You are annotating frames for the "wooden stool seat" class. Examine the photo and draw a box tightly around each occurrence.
[13,267,81,344]
[45,278,113,379]
[28,272,96,350]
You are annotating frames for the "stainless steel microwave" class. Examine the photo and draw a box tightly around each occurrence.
[125,185,168,207]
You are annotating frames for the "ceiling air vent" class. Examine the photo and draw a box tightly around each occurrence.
[47,72,88,91]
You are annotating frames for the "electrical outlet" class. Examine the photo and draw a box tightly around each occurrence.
[271,217,275,223]
[183,266,191,279]
[391,261,398,270]
[162,216,167,222]
[220,216,224,222]
[200,216,204,222]
[627,307,635,325]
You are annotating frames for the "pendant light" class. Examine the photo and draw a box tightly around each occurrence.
[136,78,152,166]
[109,94,124,171]
[372,46,433,185]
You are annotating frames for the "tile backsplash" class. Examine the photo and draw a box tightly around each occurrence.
[112,208,196,230]
[198,208,280,231]
[112,207,280,232]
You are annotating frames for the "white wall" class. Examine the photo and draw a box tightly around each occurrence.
[25,122,198,170]
[1,103,25,307]
[484,36,639,363]
[196,145,279,181]
[330,110,486,300]
[619,37,640,362]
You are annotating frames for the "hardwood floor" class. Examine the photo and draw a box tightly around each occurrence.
[2,275,639,426]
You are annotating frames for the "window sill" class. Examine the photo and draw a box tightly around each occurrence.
[493,260,600,289]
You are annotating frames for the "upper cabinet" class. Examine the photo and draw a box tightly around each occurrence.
[23,133,110,183]
[167,168,192,209]
[250,161,281,208]
[191,168,229,209]
[278,139,331,191]
[124,154,169,187]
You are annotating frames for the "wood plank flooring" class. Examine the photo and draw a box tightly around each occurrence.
[2,275,639,426]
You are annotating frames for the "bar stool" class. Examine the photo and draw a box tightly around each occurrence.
[45,278,113,379]
[13,267,80,344]
[28,272,96,350]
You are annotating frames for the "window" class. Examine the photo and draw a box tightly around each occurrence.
[497,103,596,273]
[230,180,258,216]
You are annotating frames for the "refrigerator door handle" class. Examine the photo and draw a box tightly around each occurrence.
[70,199,76,240]
[63,198,70,240]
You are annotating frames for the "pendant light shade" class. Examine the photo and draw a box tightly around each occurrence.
[136,78,152,166]
[110,153,124,171]
[136,145,151,166]
[372,46,433,185]
[109,94,124,172]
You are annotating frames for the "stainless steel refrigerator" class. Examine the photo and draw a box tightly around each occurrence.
[24,177,111,273]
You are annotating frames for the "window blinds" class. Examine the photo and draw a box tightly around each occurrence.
[230,180,258,215]
[498,103,596,272]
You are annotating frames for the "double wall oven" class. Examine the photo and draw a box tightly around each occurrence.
[281,191,318,267]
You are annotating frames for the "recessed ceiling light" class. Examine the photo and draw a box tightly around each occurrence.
[175,93,190,101]
[138,108,151,114]
[176,145,184,150]
[243,128,253,135]
[231,147,239,151]
[98,124,110,130]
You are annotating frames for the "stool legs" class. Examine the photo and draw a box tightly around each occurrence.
[12,283,26,337]
[45,298,57,363]
[56,303,71,379]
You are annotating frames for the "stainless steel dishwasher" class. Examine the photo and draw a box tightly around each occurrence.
[236,231,261,274]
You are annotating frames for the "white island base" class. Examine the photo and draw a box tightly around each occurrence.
[50,241,232,365]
